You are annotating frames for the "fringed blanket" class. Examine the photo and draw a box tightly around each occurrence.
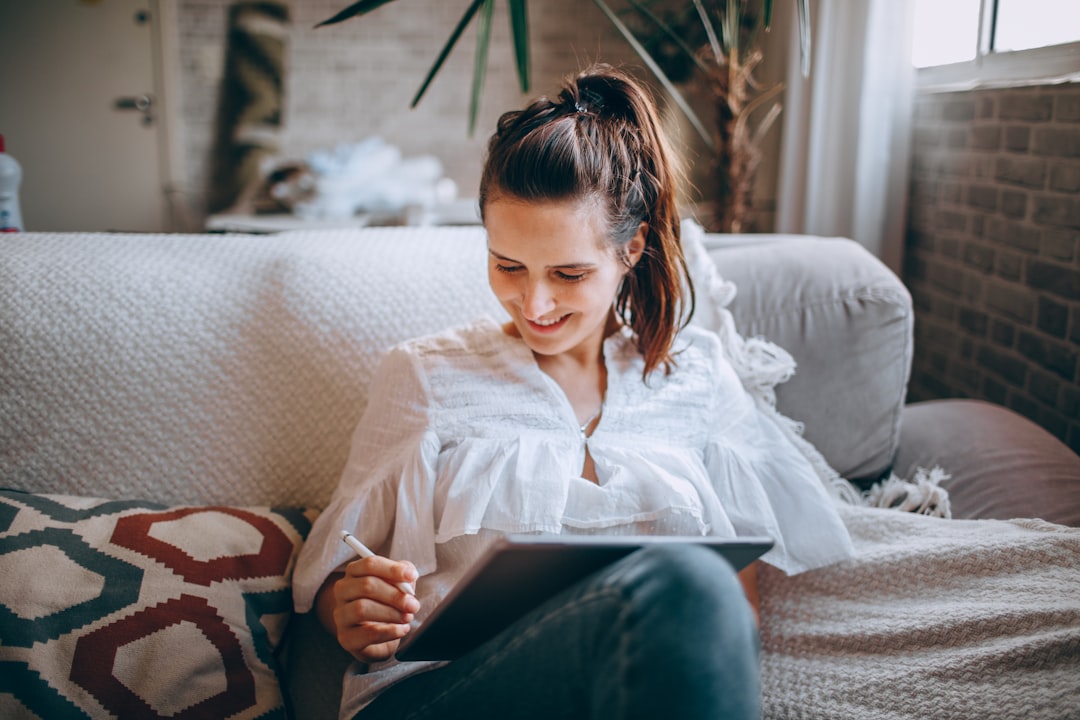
[760,505,1080,719]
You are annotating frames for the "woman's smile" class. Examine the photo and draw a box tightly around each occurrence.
[527,313,571,330]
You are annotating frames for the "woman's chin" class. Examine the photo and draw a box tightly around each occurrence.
[509,318,573,355]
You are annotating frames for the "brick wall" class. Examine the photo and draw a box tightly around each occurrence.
[173,1,637,222]
[903,83,1080,453]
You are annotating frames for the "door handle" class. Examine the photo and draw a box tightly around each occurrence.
[114,94,155,126]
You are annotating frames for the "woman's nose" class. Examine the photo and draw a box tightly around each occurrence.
[522,280,555,318]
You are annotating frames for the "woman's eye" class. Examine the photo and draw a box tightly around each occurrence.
[495,264,523,274]
[556,271,586,282]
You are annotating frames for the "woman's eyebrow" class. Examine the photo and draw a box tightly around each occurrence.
[488,249,596,270]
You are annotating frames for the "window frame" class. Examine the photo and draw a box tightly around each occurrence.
[916,0,1080,92]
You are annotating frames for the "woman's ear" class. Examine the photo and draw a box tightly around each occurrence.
[626,223,647,268]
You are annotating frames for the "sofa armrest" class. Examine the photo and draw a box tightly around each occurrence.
[700,234,913,482]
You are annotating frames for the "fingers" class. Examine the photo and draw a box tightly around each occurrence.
[337,621,412,663]
[332,556,421,662]
[337,557,419,612]
[345,555,418,590]
[336,590,417,627]
[333,592,415,662]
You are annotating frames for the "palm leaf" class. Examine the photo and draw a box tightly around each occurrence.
[692,0,723,65]
[410,0,486,108]
[747,0,773,52]
[468,0,496,135]
[508,0,530,93]
[736,81,784,139]
[797,0,811,76]
[591,0,715,150]
[627,0,709,75]
[723,0,739,63]
[315,0,401,28]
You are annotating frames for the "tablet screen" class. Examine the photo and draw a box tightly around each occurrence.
[396,534,773,661]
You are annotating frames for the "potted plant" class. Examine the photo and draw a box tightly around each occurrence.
[317,0,810,232]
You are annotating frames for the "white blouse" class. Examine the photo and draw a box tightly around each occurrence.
[292,316,854,717]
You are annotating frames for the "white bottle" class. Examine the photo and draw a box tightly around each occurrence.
[0,134,24,232]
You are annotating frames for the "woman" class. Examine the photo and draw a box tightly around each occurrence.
[293,64,853,719]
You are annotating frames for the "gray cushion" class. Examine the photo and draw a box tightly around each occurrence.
[893,399,1080,527]
[704,235,913,481]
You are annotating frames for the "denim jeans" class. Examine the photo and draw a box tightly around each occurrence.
[360,543,761,720]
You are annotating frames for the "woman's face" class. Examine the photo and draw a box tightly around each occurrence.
[485,197,644,363]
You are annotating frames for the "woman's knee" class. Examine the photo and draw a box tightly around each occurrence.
[611,543,755,634]
[625,543,742,596]
[594,544,760,717]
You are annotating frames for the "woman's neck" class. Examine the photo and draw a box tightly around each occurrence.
[535,342,607,430]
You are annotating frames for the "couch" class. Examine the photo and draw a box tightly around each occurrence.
[1,225,1077,719]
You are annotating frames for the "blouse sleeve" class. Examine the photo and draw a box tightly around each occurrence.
[292,344,440,613]
[701,333,855,575]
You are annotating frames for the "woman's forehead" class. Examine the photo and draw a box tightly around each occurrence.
[485,198,610,253]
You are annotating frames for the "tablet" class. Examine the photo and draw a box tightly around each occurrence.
[395,534,773,661]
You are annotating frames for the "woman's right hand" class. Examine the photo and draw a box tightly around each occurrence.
[317,555,420,663]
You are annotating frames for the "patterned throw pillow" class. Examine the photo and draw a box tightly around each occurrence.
[0,489,316,719]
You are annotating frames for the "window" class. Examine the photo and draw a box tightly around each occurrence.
[994,0,1080,53]
[912,0,1080,89]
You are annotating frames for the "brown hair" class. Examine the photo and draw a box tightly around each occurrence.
[479,64,694,378]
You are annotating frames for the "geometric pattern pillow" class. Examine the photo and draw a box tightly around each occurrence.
[0,489,317,719]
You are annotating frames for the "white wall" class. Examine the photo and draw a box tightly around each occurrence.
[172,0,641,223]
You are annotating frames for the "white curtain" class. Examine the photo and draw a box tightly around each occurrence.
[776,0,916,273]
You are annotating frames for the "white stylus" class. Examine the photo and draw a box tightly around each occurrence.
[341,530,415,595]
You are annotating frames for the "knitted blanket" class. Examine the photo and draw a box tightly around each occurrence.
[760,505,1080,719]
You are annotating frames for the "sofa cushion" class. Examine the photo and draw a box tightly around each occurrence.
[892,400,1080,527]
[0,489,315,718]
[691,232,913,481]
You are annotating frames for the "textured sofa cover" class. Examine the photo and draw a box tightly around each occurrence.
[1,227,1077,719]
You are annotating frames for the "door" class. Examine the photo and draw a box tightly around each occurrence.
[0,0,167,232]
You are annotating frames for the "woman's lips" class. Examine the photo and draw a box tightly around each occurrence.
[526,313,570,333]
